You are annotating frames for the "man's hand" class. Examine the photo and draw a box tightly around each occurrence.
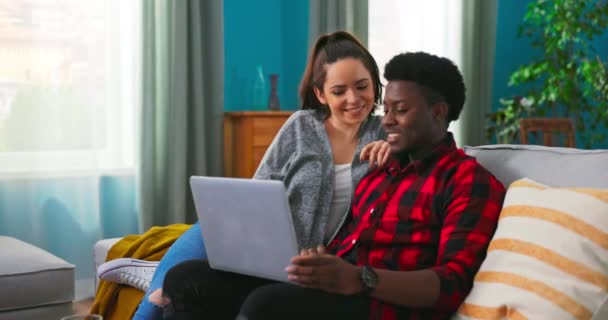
[360,140,391,168]
[286,245,361,295]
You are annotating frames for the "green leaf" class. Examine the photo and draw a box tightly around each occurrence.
[490,0,608,147]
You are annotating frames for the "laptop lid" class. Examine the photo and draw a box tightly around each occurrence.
[190,176,299,282]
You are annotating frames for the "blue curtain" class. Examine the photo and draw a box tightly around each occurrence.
[0,175,138,281]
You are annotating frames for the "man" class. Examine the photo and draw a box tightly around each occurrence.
[164,52,506,320]
[271,51,506,319]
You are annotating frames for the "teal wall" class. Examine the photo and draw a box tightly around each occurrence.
[224,0,309,111]
[492,0,535,113]
[492,0,608,148]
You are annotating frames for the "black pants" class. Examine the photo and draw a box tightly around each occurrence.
[162,259,371,320]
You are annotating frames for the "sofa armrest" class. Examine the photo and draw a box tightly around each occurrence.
[93,238,122,289]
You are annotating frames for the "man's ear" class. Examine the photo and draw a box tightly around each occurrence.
[432,102,449,125]
[314,87,327,105]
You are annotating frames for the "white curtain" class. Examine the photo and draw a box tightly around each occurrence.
[0,0,141,298]
[368,0,497,146]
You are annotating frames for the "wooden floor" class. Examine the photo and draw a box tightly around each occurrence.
[72,298,94,315]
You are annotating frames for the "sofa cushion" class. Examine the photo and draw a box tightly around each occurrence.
[0,236,74,312]
[453,178,608,320]
[463,144,608,188]
[93,237,122,290]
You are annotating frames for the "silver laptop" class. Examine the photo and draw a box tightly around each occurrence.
[190,176,299,282]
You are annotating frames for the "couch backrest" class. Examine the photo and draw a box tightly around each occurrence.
[463,144,608,188]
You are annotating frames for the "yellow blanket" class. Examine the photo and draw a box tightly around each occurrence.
[91,224,191,320]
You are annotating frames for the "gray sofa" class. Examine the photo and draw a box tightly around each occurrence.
[93,143,608,312]
[463,144,608,188]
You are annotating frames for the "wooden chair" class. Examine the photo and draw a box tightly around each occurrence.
[519,118,576,148]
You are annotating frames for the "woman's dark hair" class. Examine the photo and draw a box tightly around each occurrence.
[298,31,382,118]
[384,51,466,123]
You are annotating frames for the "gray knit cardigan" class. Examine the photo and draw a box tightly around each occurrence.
[253,110,385,249]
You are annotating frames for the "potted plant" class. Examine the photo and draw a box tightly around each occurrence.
[486,96,536,144]
[487,0,608,148]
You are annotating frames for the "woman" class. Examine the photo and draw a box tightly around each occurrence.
[133,30,389,319]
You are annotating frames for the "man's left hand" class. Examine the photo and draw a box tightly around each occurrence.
[286,246,361,295]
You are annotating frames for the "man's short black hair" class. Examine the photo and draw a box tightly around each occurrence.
[384,52,466,122]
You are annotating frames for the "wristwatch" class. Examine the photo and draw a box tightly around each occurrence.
[359,266,378,295]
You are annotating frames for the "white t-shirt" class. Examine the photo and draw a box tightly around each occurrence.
[324,163,352,243]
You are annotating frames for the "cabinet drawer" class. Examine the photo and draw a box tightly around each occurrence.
[253,117,285,146]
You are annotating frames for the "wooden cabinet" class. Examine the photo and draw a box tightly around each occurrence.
[223,111,293,178]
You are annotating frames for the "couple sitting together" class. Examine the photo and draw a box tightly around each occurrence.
[100,30,506,320]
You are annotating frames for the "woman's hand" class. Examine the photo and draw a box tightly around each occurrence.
[286,245,361,295]
[360,140,391,168]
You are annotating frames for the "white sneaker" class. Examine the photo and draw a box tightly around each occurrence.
[97,258,159,292]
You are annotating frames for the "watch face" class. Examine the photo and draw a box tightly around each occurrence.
[362,266,378,290]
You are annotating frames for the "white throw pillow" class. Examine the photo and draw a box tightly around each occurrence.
[452,178,608,320]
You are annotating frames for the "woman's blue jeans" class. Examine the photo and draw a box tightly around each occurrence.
[132,223,206,320]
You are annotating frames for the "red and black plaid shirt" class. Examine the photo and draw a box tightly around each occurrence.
[328,133,505,320]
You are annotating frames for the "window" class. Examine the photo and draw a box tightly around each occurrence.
[368,0,463,142]
[0,0,140,173]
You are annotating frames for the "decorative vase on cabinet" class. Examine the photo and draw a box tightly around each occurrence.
[268,74,280,111]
